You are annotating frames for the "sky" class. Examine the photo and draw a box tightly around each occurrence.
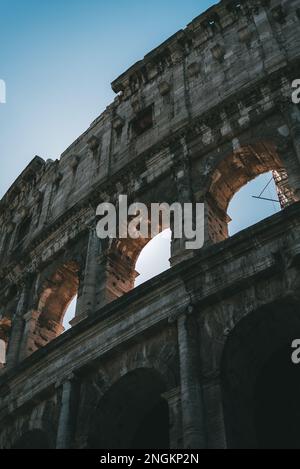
[0,0,218,198]
[0,0,281,330]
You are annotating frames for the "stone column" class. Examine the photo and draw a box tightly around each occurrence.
[5,278,31,368]
[202,377,227,449]
[162,387,183,449]
[72,223,101,325]
[177,310,207,449]
[18,310,40,360]
[56,376,78,449]
[72,224,135,326]
[170,138,197,266]
[94,248,137,310]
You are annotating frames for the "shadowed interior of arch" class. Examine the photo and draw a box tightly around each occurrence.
[254,344,300,449]
[221,302,300,449]
[87,368,170,449]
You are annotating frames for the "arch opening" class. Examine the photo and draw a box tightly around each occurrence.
[135,229,172,287]
[228,171,281,236]
[254,345,300,449]
[108,210,172,296]
[87,368,170,449]
[207,143,297,244]
[27,261,79,355]
[221,302,300,449]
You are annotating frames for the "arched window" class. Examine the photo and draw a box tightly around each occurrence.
[135,229,172,287]
[228,171,281,236]
[206,143,297,244]
[24,262,79,356]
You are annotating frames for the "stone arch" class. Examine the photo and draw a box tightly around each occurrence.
[220,299,300,449]
[100,202,173,299]
[25,261,80,355]
[0,390,60,449]
[204,141,298,244]
[87,368,170,449]
[76,334,179,448]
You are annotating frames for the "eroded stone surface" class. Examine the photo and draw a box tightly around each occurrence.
[1,0,300,449]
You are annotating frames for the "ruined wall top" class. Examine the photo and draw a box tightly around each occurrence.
[0,0,300,277]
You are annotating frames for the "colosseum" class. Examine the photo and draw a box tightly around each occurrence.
[0,0,300,449]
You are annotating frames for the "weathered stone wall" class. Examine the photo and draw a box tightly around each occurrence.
[1,0,300,449]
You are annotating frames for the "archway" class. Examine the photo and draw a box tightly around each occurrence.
[228,171,281,236]
[108,208,173,295]
[206,143,297,243]
[135,229,172,287]
[221,301,300,449]
[254,345,300,449]
[11,430,50,449]
[27,261,79,354]
[87,368,170,449]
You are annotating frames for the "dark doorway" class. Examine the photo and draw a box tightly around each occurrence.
[131,398,170,449]
[87,368,170,449]
[221,302,300,449]
[254,345,300,449]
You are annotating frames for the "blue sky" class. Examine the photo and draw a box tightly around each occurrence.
[0,0,217,198]
[0,0,280,329]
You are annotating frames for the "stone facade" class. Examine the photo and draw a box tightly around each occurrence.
[0,0,300,449]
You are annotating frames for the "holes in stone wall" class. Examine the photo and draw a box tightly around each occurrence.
[16,215,32,245]
[131,105,154,137]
